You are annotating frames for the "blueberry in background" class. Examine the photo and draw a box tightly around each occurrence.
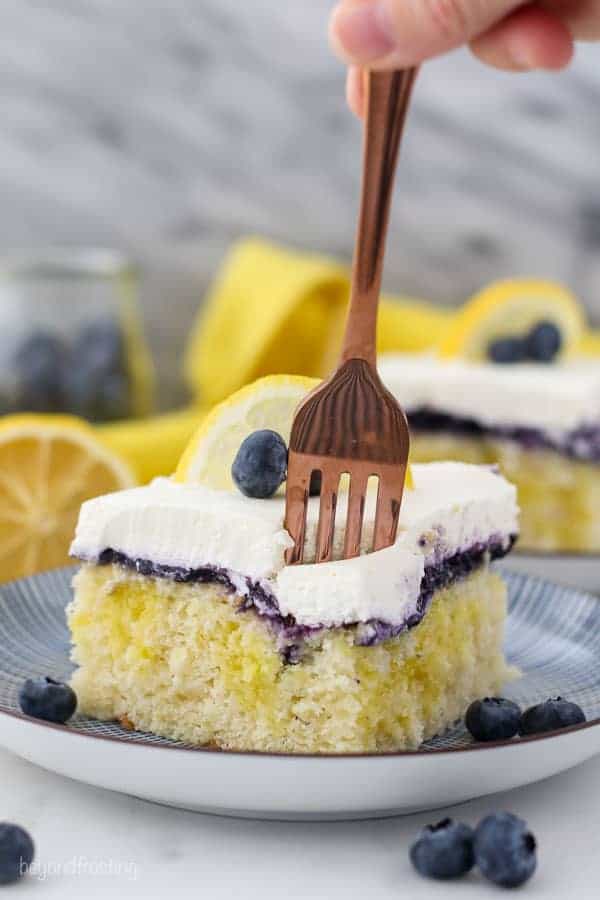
[488,336,527,364]
[19,676,77,724]
[0,823,34,885]
[66,367,130,422]
[409,818,475,880]
[0,391,14,416]
[15,332,65,412]
[66,319,131,421]
[95,372,131,421]
[75,319,126,374]
[232,430,288,498]
[526,321,562,363]
[519,697,586,736]
[474,812,536,888]
[465,697,521,742]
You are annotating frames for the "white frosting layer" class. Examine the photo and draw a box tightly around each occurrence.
[379,354,600,432]
[71,463,518,628]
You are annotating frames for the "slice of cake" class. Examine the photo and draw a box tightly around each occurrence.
[379,354,600,552]
[377,279,598,553]
[68,461,519,754]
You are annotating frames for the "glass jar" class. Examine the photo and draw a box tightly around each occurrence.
[0,249,154,422]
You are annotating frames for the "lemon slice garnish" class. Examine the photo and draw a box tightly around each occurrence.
[176,375,319,489]
[176,374,414,492]
[438,279,584,362]
[0,414,135,582]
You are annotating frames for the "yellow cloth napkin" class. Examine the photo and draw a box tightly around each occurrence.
[185,237,452,406]
[97,406,208,483]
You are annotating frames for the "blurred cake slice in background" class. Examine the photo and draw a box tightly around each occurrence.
[380,279,599,552]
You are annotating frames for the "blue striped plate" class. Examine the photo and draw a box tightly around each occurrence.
[0,566,598,819]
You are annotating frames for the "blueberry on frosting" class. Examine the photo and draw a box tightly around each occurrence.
[526,320,562,363]
[232,429,288,499]
[487,336,527,364]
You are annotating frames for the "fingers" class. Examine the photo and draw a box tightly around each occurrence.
[541,0,600,40]
[470,5,574,70]
[330,0,528,68]
[346,66,366,117]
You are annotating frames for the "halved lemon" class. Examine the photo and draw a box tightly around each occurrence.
[0,414,135,582]
[176,374,413,492]
[438,279,584,362]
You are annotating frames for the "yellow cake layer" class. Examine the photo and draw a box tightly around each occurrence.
[410,433,600,552]
[68,564,514,753]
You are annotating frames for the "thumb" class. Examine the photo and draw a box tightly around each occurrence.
[330,0,528,67]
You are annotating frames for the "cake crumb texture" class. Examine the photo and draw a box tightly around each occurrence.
[68,564,514,753]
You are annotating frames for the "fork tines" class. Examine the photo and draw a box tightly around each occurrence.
[284,359,410,565]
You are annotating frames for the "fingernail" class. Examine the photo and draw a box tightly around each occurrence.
[505,35,537,70]
[331,2,396,63]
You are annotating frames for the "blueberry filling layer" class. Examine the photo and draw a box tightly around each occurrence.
[95,536,515,662]
[408,407,600,463]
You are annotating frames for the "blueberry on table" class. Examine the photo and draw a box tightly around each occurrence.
[487,336,527,364]
[19,676,77,724]
[0,823,34,885]
[526,320,562,363]
[465,697,521,742]
[409,818,475,880]
[519,696,586,736]
[232,430,288,499]
[15,332,65,412]
[474,812,536,888]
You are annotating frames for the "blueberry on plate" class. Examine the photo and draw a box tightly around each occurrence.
[0,823,34,885]
[465,697,521,742]
[474,812,536,888]
[487,336,527,364]
[232,430,288,499]
[19,676,77,724]
[409,818,475,880]
[15,332,65,412]
[526,320,562,363]
[519,696,586,736]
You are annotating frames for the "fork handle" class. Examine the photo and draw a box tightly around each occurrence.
[340,68,417,367]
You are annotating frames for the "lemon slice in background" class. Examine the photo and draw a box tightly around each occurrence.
[0,414,135,582]
[176,374,414,493]
[438,279,584,362]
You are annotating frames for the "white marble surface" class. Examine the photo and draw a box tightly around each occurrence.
[0,746,598,898]
[3,2,600,406]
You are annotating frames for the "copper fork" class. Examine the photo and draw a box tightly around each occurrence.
[284,69,416,565]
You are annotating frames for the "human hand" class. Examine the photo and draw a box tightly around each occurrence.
[330,0,599,115]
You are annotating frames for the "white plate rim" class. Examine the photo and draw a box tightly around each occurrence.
[2,706,599,760]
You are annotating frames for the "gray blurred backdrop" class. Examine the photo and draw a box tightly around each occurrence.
[2,1,600,406]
